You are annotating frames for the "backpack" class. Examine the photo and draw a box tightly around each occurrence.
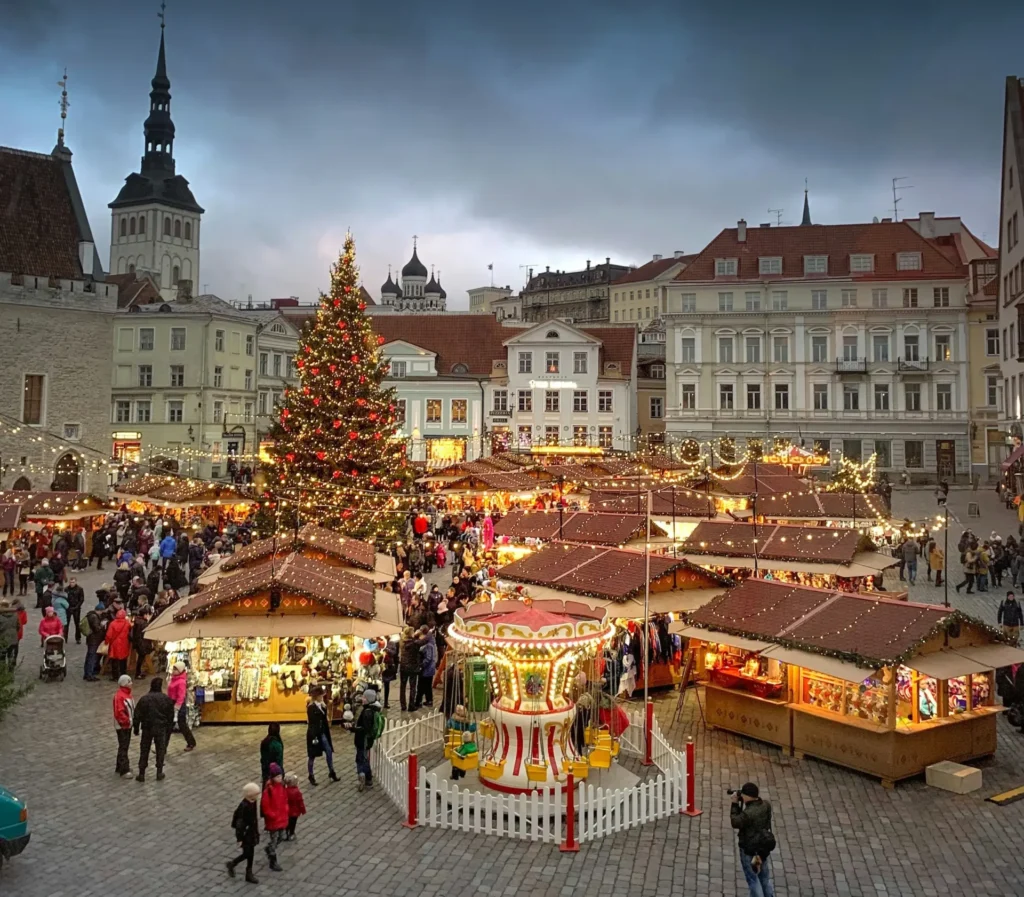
[372,709,386,742]
[750,828,777,859]
[79,614,92,638]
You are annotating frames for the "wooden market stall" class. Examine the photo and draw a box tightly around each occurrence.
[677,578,1024,785]
[0,490,112,552]
[678,521,898,591]
[112,475,256,522]
[496,542,733,692]
[585,486,720,542]
[144,550,403,724]
[492,509,669,551]
[743,491,890,530]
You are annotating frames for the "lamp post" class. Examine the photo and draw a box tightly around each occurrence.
[187,425,195,477]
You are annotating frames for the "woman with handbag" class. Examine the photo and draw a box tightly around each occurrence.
[305,686,338,785]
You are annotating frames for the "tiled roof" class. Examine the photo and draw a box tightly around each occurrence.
[983,275,1000,297]
[674,221,964,283]
[687,579,956,666]
[174,553,376,621]
[106,272,162,308]
[0,504,21,531]
[221,524,376,572]
[445,471,541,492]
[681,522,864,564]
[0,490,107,518]
[612,255,694,285]
[373,314,510,376]
[0,147,83,279]
[498,543,724,600]
[756,491,889,519]
[493,510,660,545]
[704,474,809,496]
[579,327,635,376]
[587,488,716,518]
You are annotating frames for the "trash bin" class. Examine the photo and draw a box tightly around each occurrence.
[466,656,490,712]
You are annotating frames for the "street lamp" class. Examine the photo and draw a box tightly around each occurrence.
[187,425,195,477]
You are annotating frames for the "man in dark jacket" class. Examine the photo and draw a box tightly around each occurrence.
[134,677,175,782]
[83,599,107,681]
[730,782,775,897]
[998,591,1024,646]
[398,627,421,711]
[188,536,207,580]
[354,689,379,791]
[65,577,85,644]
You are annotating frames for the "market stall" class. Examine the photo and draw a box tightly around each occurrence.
[584,486,719,542]
[430,470,552,512]
[0,490,112,554]
[145,551,403,724]
[493,509,669,550]
[743,491,890,530]
[112,475,255,523]
[678,578,1024,785]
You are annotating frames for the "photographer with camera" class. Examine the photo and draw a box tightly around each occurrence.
[729,782,776,897]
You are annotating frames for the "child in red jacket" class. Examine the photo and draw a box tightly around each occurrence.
[260,764,288,871]
[284,773,306,841]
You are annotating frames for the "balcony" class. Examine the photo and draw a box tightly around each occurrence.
[835,357,867,374]
[897,356,929,374]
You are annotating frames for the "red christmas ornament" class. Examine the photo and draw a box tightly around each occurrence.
[332,471,341,479]
[388,404,395,411]
[304,345,311,353]
[373,433,382,440]
[351,354,360,363]
[337,321,347,329]
[281,408,290,418]
[359,376,366,384]
[393,480,401,487]
[377,335,386,345]
[356,398,367,407]
[316,451,326,460]
[315,427,323,435]
[327,336,334,343]
[303,386,310,395]
[342,509,352,518]
[351,469,358,477]
[329,364,336,373]
[369,412,378,421]
[334,379,341,388]
[359,303,366,311]
[348,430,358,440]
[333,299,341,307]
[311,367,319,376]
[370,475,380,485]
[285,452,296,462]
[296,358,305,368]
[313,397,321,406]
[344,285,352,294]
[333,419,342,429]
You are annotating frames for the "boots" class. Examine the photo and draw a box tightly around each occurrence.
[245,870,259,884]
[328,770,339,782]
[308,774,317,786]
[269,860,283,872]
[135,772,145,783]
[225,861,236,878]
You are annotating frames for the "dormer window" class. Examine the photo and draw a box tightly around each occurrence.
[759,257,783,275]
[850,254,874,272]
[803,255,827,274]
[715,258,738,277]
[897,252,922,271]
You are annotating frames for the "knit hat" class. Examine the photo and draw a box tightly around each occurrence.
[363,689,377,704]
[740,782,759,798]
[117,674,132,687]
[172,661,186,674]
[268,762,283,777]
[242,782,260,799]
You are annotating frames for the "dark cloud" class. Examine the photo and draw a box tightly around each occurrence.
[0,0,1016,303]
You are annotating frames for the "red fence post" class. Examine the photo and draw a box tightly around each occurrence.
[402,752,419,828]
[560,772,579,852]
[682,736,702,817]
[643,699,654,766]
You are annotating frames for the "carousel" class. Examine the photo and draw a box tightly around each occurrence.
[443,597,633,793]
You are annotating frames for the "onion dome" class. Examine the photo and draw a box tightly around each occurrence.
[381,273,397,295]
[402,245,428,278]
[425,273,440,295]
[437,276,447,300]
[393,272,403,297]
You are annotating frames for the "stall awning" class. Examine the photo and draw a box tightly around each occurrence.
[760,645,877,683]
[681,554,881,579]
[906,649,991,679]
[673,625,772,653]
[954,643,1024,669]
[145,609,402,642]
[1002,442,1024,471]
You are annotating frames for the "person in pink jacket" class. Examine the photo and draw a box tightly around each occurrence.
[167,661,196,751]
[38,606,63,644]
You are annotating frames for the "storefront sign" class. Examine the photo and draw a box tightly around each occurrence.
[528,380,578,389]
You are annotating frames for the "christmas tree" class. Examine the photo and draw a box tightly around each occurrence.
[268,234,410,539]
[828,453,877,493]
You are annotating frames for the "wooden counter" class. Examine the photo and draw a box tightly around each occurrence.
[199,677,314,724]
[705,683,791,749]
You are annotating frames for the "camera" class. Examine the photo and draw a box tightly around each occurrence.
[726,788,740,795]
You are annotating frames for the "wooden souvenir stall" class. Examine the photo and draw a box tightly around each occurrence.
[112,476,255,524]
[0,490,112,554]
[584,486,719,543]
[492,509,669,551]
[679,579,1024,786]
[496,542,733,693]
[144,552,403,724]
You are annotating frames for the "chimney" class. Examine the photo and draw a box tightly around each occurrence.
[673,250,684,259]
[760,223,771,228]
[918,211,936,238]
[652,254,663,262]
[586,259,591,269]
[78,241,94,277]
[545,265,550,273]
[176,279,193,302]
[605,257,611,265]
[737,219,747,242]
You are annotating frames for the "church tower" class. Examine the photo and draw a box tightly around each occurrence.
[109,13,203,301]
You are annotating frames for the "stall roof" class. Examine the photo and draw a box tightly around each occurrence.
[498,542,730,600]
[686,579,998,668]
[0,503,21,532]
[493,509,666,546]
[440,471,543,492]
[173,554,377,621]
[0,490,108,519]
[700,474,808,496]
[755,491,890,520]
[681,521,868,565]
[220,524,381,573]
[760,645,877,683]
[586,488,716,518]
[674,625,772,654]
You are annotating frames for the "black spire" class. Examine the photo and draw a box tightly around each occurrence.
[801,187,812,226]
[141,21,176,177]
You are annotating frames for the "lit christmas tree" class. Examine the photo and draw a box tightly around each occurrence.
[268,234,410,539]
[828,453,877,493]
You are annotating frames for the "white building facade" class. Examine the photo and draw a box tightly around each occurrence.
[663,219,971,478]
[998,76,1024,446]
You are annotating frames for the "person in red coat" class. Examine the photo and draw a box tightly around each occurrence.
[38,606,63,644]
[260,764,288,871]
[104,608,132,680]
[112,674,135,777]
[283,773,306,841]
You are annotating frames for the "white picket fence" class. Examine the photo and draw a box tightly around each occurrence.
[372,705,694,846]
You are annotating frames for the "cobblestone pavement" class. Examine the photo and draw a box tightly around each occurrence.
[2,491,1024,897]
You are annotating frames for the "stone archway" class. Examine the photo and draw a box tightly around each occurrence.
[52,453,80,491]
[11,476,31,491]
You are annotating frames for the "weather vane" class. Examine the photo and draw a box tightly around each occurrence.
[56,68,69,146]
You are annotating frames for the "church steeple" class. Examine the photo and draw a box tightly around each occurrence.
[801,184,812,226]
[141,10,176,176]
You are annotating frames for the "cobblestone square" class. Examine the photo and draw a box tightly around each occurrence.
[2,486,1024,896]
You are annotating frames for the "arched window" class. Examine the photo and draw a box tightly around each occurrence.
[119,218,127,238]
[52,453,80,491]
[546,330,560,338]
[172,265,180,285]
[174,219,181,238]
[164,217,171,236]
[11,476,31,491]
[128,264,136,275]
[138,216,146,235]
[184,222,191,241]
[129,217,136,235]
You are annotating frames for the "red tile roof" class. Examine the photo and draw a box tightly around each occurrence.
[681,522,864,565]
[372,314,510,376]
[983,276,1000,297]
[612,255,695,285]
[0,147,84,279]
[107,272,162,308]
[221,524,376,572]
[674,221,964,283]
[687,579,958,666]
[494,509,661,545]
[587,487,716,517]
[578,327,635,376]
[756,491,889,520]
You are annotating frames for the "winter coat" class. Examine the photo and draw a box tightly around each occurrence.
[0,607,19,649]
[133,686,175,734]
[929,548,944,572]
[354,704,379,750]
[901,541,920,562]
[260,780,289,831]
[84,608,106,648]
[50,594,69,627]
[306,701,333,757]
[167,670,189,709]
[232,799,260,847]
[166,558,187,590]
[286,785,306,818]
[260,734,284,781]
[998,599,1024,628]
[33,565,54,595]
[399,635,421,673]
[730,798,774,857]
[104,610,132,660]
[131,616,152,654]
[419,634,438,677]
[38,613,63,640]
[159,535,178,559]
[188,543,206,571]
[113,686,135,729]
[113,567,132,595]
[66,584,85,613]
[382,643,399,682]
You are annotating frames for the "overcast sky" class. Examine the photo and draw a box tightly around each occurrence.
[2,0,1020,308]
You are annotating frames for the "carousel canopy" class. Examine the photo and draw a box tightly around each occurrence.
[493,509,667,546]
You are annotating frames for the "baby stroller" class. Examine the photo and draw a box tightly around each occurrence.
[39,635,67,681]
